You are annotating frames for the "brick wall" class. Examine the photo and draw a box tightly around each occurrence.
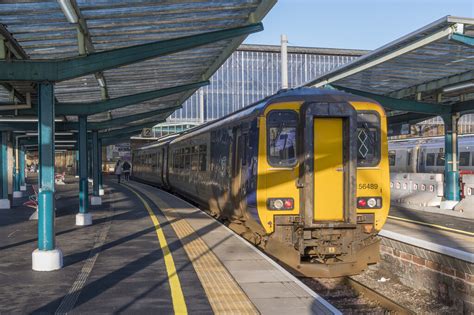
[380,239,473,314]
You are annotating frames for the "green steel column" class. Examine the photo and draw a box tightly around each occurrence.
[0,131,8,200]
[442,114,460,201]
[75,150,79,176]
[13,140,19,192]
[78,115,88,214]
[92,131,99,196]
[88,143,92,179]
[19,145,25,187]
[98,139,104,195]
[37,83,56,251]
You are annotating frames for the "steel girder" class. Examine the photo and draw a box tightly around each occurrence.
[333,85,452,115]
[0,23,263,82]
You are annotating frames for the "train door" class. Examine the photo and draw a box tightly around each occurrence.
[160,148,165,185]
[302,102,357,226]
[313,118,344,221]
[231,127,245,219]
[163,145,170,187]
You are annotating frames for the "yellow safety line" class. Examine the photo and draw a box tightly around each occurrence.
[124,184,188,315]
[129,182,258,314]
[388,215,474,237]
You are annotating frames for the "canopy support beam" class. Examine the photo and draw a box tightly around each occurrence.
[333,85,452,115]
[0,24,263,82]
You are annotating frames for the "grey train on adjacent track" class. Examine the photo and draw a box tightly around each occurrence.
[132,87,390,277]
[389,136,474,173]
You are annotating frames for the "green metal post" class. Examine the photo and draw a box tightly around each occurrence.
[0,131,8,201]
[98,138,103,195]
[78,115,88,214]
[37,83,56,251]
[88,143,93,179]
[92,131,99,196]
[442,114,460,202]
[13,138,20,193]
[75,150,79,176]
[19,145,25,188]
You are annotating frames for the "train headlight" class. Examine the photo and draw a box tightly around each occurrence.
[367,198,377,208]
[357,197,382,209]
[273,199,284,209]
[267,198,294,210]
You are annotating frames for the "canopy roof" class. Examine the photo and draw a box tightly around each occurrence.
[0,0,275,142]
[305,16,474,128]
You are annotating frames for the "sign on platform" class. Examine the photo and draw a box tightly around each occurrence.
[141,128,152,137]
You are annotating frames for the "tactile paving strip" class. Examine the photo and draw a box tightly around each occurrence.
[131,183,258,315]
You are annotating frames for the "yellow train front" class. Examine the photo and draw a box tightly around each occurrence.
[132,87,390,277]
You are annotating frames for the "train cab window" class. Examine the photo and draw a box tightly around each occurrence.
[388,150,396,166]
[436,153,445,166]
[267,111,298,167]
[460,152,470,166]
[357,112,381,167]
[426,153,435,166]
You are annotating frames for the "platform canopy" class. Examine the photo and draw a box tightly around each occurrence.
[0,0,275,143]
[305,16,474,133]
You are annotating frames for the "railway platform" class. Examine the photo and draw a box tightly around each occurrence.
[377,206,474,313]
[0,175,338,314]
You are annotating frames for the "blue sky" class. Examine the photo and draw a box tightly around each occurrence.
[244,0,474,50]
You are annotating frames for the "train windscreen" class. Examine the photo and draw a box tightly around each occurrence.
[357,112,381,167]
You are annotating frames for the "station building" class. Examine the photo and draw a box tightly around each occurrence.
[152,43,366,136]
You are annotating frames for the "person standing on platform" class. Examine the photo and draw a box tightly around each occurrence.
[122,160,131,181]
[114,160,123,184]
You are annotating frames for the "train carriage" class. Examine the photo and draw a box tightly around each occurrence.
[389,136,474,174]
[132,87,390,277]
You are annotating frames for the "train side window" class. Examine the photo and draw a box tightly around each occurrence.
[184,149,191,169]
[407,152,411,166]
[426,153,435,166]
[460,152,470,166]
[388,150,396,166]
[357,112,381,167]
[199,145,207,171]
[436,153,445,166]
[267,111,298,167]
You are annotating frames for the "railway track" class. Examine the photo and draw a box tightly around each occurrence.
[301,276,413,314]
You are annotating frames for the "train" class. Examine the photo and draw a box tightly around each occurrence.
[389,135,474,173]
[132,87,390,277]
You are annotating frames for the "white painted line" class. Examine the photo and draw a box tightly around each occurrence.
[379,230,474,263]
[55,189,113,314]
[135,182,342,315]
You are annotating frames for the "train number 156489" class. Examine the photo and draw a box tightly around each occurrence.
[358,183,378,190]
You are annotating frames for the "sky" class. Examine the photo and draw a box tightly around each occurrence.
[244,0,474,50]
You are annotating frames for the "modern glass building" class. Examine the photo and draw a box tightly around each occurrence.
[152,44,366,136]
